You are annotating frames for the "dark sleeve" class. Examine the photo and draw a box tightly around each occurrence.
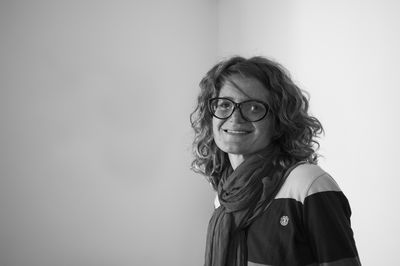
[303,175,361,265]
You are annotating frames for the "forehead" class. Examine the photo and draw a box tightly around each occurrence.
[218,74,269,102]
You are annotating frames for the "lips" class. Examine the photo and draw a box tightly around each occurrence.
[222,129,252,134]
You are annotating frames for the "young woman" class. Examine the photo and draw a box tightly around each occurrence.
[190,56,360,266]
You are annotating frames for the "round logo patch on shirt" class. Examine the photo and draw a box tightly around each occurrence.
[280,215,289,226]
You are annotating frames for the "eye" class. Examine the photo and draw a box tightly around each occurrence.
[248,102,264,113]
[250,104,260,112]
[216,99,233,110]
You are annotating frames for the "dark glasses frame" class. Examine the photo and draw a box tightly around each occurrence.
[207,97,270,122]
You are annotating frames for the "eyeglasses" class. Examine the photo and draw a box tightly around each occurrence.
[208,97,269,122]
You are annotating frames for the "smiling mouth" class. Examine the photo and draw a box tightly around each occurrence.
[223,129,251,134]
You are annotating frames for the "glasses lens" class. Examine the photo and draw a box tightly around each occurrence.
[241,101,267,121]
[210,98,234,119]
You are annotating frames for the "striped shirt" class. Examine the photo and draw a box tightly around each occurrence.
[215,163,360,266]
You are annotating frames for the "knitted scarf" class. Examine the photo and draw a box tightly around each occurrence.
[204,151,286,266]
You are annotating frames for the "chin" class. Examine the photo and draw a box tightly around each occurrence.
[220,146,249,155]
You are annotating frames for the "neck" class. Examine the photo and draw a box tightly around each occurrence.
[228,154,246,170]
[228,147,275,170]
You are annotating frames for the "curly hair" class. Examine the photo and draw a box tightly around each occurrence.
[190,56,323,190]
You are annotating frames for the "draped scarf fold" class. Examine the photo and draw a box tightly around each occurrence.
[204,151,287,266]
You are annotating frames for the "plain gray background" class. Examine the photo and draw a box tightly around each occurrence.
[1,0,399,265]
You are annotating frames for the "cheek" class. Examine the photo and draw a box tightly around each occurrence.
[256,120,274,141]
[212,118,225,150]
[212,118,222,136]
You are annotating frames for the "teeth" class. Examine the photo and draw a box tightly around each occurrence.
[225,130,248,134]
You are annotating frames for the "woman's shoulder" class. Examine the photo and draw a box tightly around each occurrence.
[275,163,342,203]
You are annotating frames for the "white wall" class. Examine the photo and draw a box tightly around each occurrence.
[0,1,216,265]
[218,0,400,265]
[3,1,399,265]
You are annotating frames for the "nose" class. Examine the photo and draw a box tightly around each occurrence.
[227,107,246,123]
